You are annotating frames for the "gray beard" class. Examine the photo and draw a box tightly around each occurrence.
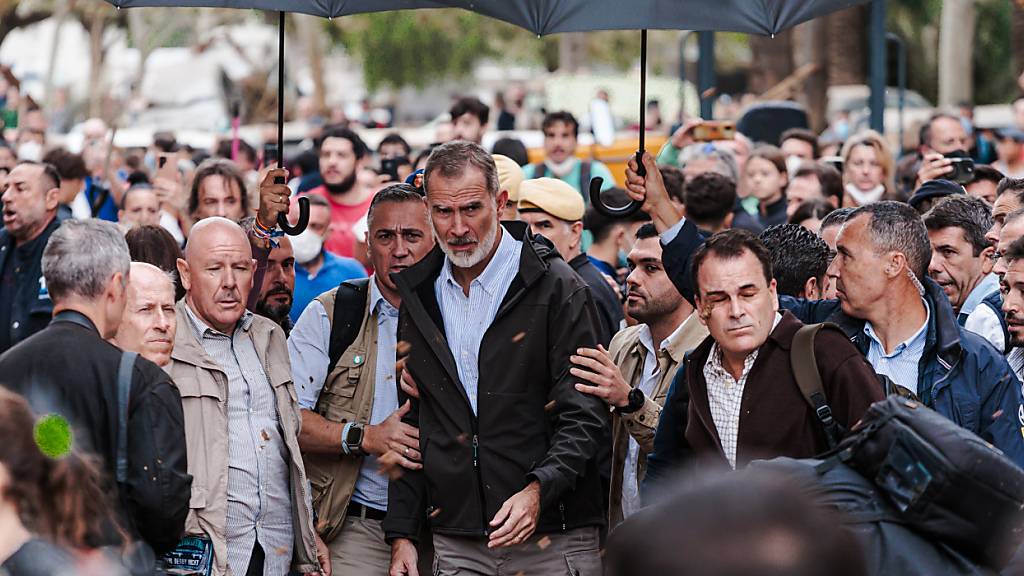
[433,217,499,270]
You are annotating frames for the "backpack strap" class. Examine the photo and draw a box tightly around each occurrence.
[116,351,138,484]
[327,278,372,374]
[579,160,592,196]
[791,323,843,449]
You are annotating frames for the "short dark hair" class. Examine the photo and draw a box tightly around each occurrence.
[759,224,830,298]
[919,112,961,150]
[188,158,249,216]
[819,207,856,233]
[683,173,737,229]
[691,229,773,296]
[583,188,651,242]
[215,139,256,164]
[780,128,820,158]
[923,195,993,256]
[541,111,579,138]
[316,124,369,159]
[491,137,529,166]
[366,183,426,232]
[635,222,659,240]
[16,160,61,191]
[1005,235,1024,265]
[971,164,1004,186]
[794,163,843,201]
[659,165,685,204]
[996,177,1024,202]
[125,225,185,300]
[789,198,835,226]
[41,148,88,181]
[378,133,412,157]
[848,201,932,280]
[747,145,788,176]
[450,97,490,126]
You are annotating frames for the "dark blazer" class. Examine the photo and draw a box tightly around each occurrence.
[0,216,59,353]
[384,221,608,542]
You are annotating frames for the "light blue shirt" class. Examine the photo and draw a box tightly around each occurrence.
[865,299,931,396]
[287,276,399,511]
[434,228,522,415]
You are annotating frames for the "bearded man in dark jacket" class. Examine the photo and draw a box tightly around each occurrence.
[385,141,607,576]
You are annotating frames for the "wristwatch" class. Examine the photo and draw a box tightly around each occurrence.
[342,422,366,457]
[615,388,646,414]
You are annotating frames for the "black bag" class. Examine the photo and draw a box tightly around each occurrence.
[751,457,996,575]
[327,278,371,373]
[836,396,1024,569]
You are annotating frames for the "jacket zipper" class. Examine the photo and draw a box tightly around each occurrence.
[559,501,566,531]
[471,423,489,536]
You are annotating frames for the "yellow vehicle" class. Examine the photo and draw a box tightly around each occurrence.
[526,134,669,188]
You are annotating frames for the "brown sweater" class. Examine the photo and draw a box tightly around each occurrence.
[685,311,884,468]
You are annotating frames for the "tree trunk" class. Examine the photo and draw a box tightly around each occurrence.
[792,18,828,132]
[297,15,327,115]
[1014,1,1024,82]
[87,9,107,119]
[825,5,867,86]
[44,2,73,111]
[558,33,587,73]
[938,0,975,106]
[748,31,794,95]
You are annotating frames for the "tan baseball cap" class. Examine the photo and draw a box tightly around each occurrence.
[492,154,525,202]
[517,177,585,222]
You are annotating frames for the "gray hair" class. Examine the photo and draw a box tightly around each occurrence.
[43,219,131,302]
[679,144,739,182]
[847,201,932,280]
[423,141,499,196]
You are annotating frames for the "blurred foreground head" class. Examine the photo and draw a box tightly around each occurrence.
[605,468,866,576]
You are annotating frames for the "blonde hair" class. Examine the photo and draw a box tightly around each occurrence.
[840,130,895,196]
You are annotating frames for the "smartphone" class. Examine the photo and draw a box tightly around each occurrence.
[946,156,976,185]
[380,157,401,182]
[155,153,176,181]
[263,143,279,169]
[692,121,736,142]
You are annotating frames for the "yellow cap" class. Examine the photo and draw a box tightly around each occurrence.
[517,178,585,222]
[492,154,524,202]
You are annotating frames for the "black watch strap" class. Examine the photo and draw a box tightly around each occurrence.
[617,388,645,414]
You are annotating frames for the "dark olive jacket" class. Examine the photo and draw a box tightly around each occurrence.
[384,221,608,541]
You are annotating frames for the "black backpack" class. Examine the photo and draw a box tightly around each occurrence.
[751,457,996,575]
[835,396,1024,569]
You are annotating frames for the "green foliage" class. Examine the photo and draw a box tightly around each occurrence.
[973,0,1014,105]
[331,10,496,91]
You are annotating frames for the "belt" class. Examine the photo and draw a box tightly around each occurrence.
[347,501,387,521]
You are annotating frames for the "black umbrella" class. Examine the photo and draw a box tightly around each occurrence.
[437,0,873,217]
[104,0,451,234]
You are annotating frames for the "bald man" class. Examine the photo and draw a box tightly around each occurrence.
[163,217,329,576]
[111,262,177,367]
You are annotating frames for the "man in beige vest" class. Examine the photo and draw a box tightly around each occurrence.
[165,217,326,576]
[570,222,707,527]
[289,183,435,575]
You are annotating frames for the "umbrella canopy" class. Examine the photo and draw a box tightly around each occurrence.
[445,0,870,37]
[105,0,448,18]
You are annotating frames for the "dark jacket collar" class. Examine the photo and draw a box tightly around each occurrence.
[393,220,554,295]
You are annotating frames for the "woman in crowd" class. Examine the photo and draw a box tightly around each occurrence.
[841,130,900,206]
[744,145,789,228]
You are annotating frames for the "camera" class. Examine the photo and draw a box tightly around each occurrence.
[946,157,975,185]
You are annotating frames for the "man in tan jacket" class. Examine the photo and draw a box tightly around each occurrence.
[166,217,327,576]
[571,223,707,527]
[289,184,435,575]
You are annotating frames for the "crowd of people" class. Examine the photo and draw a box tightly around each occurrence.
[2,88,1024,576]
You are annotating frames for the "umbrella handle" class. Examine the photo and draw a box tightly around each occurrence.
[276,183,310,235]
[588,151,646,218]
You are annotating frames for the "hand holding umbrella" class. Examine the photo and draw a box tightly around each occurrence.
[624,150,683,233]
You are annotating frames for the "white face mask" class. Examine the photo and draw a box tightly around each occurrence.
[290,229,324,264]
[17,141,42,162]
[786,155,805,179]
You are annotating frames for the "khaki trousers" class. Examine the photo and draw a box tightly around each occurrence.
[432,526,602,576]
[327,516,392,576]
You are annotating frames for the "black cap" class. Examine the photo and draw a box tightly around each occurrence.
[908,179,964,210]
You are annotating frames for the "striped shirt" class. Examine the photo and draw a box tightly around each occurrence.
[184,305,293,576]
[435,228,522,415]
[1009,347,1024,383]
[865,299,930,396]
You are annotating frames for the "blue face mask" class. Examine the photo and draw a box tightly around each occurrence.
[617,249,628,269]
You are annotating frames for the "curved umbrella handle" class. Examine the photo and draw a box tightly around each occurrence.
[276,175,309,235]
[588,150,646,218]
